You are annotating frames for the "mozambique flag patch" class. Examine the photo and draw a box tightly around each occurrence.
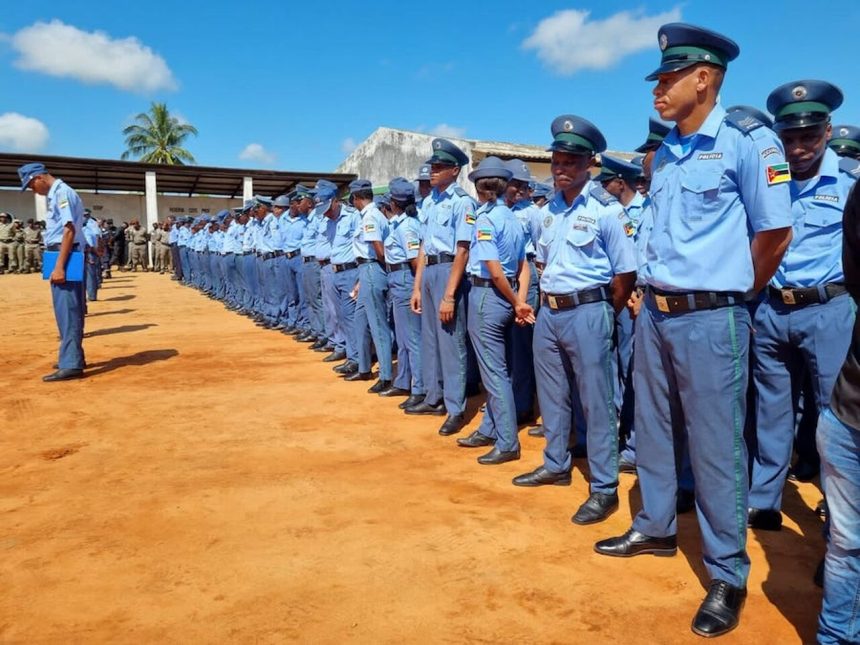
[407,240,420,250]
[465,212,476,225]
[364,223,376,233]
[59,199,69,209]
[476,228,493,241]
[766,163,791,186]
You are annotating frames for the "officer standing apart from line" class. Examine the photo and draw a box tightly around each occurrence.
[513,116,637,526]
[19,162,87,382]
[594,24,793,638]
[748,81,857,531]
[407,138,477,437]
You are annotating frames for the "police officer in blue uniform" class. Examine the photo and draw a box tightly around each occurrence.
[595,24,794,638]
[385,177,425,406]
[829,124,860,161]
[512,116,637,524]
[635,116,672,155]
[296,186,327,346]
[279,192,308,334]
[82,209,102,303]
[349,179,394,390]
[747,81,857,531]
[406,139,477,437]
[456,157,534,464]
[415,163,432,202]
[20,162,87,381]
[313,181,348,362]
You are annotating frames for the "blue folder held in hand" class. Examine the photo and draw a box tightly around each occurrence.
[42,251,85,282]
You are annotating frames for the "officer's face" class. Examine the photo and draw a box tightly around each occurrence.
[417,180,432,198]
[299,197,313,214]
[551,151,593,191]
[653,66,705,122]
[273,205,287,217]
[27,175,50,196]
[506,179,530,205]
[430,164,459,188]
[602,177,623,198]
[780,123,831,177]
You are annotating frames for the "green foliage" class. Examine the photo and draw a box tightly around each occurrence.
[121,102,198,165]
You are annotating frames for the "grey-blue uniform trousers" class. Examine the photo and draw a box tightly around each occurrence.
[511,199,541,418]
[300,213,324,337]
[281,214,307,328]
[327,206,362,363]
[419,184,477,415]
[750,149,857,511]
[241,223,259,312]
[467,199,526,452]
[534,185,636,493]
[354,203,393,380]
[385,213,424,394]
[632,106,792,588]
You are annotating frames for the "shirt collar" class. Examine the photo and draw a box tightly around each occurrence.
[664,103,727,151]
[818,148,841,181]
[47,178,61,201]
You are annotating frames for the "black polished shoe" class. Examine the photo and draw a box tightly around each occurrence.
[594,528,678,558]
[527,425,546,437]
[298,332,317,343]
[379,386,409,398]
[477,446,520,465]
[788,460,820,482]
[345,370,373,382]
[677,488,696,515]
[404,400,446,416]
[814,558,824,588]
[323,350,347,363]
[334,361,359,376]
[572,492,619,525]
[457,430,496,448]
[691,580,746,638]
[399,394,425,409]
[479,403,487,413]
[748,508,782,531]
[438,414,466,436]
[618,458,637,474]
[367,379,391,394]
[311,339,328,351]
[42,368,84,382]
[512,466,571,487]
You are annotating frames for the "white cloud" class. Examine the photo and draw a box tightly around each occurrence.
[0,112,49,152]
[9,19,177,92]
[239,143,276,165]
[341,137,358,154]
[522,7,682,75]
[430,124,467,139]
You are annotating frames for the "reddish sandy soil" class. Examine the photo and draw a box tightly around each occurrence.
[0,272,825,643]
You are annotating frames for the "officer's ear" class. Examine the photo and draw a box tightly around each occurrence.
[824,121,833,142]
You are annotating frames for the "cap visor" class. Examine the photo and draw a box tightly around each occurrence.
[773,114,829,132]
[644,60,699,82]
[424,155,458,166]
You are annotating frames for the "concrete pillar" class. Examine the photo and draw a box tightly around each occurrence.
[34,193,47,221]
[243,176,253,203]
[145,171,158,266]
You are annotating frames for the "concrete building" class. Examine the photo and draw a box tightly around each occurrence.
[0,153,355,227]
[335,126,636,193]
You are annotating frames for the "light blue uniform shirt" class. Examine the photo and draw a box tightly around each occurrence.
[467,199,525,278]
[45,179,84,246]
[326,206,361,264]
[301,212,321,257]
[177,226,191,247]
[241,221,257,253]
[222,222,241,253]
[82,217,100,248]
[268,214,288,251]
[353,203,388,260]
[772,149,852,288]
[645,103,793,292]
[538,184,637,294]
[421,183,477,256]
[511,199,541,258]
[254,214,276,253]
[634,200,655,283]
[281,214,307,252]
[384,214,422,264]
[168,226,178,244]
[207,230,223,253]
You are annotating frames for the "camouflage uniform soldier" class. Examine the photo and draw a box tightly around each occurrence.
[23,219,43,273]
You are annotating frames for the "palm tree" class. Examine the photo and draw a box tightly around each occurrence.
[121,102,198,164]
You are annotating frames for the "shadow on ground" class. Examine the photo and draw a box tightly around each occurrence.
[84,324,157,338]
[85,349,178,377]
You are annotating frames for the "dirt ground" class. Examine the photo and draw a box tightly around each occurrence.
[0,271,827,643]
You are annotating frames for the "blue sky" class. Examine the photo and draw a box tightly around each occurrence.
[0,1,857,173]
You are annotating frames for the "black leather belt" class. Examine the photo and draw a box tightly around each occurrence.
[302,255,317,263]
[286,250,300,259]
[333,261,358,273]
[242,250,255,256]
[261,251,279,260]
[426,253,455,265]
[318,259,331,267]
[470,276,518,289]
[357,257,376,265]
[647,287,746,313]
[222,252,233,256]
[386,261,411,272]
[46,244,81,251]
[544,285,611,310]
[767,283,847,307]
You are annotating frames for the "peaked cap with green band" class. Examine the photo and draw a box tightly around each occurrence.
[547,115,606,155]
[645,23,739,82]
[766,80,843,132]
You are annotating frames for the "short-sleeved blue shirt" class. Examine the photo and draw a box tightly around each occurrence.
[467,199,525,279]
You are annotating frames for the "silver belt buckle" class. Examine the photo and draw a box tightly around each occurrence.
[654,294,670,313]
[547,295,559,310]
[782,290,796,305]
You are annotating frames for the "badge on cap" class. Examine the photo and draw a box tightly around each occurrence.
[840,127,849,137]
[659,33,668,51]
[792,85,807,100]
[563,120,574,132]
[433,141,441,150]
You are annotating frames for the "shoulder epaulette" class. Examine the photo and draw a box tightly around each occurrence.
[839,156,860,181]
[452,185,469,197]
[724,111,765,135]
[589,185,617,206]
